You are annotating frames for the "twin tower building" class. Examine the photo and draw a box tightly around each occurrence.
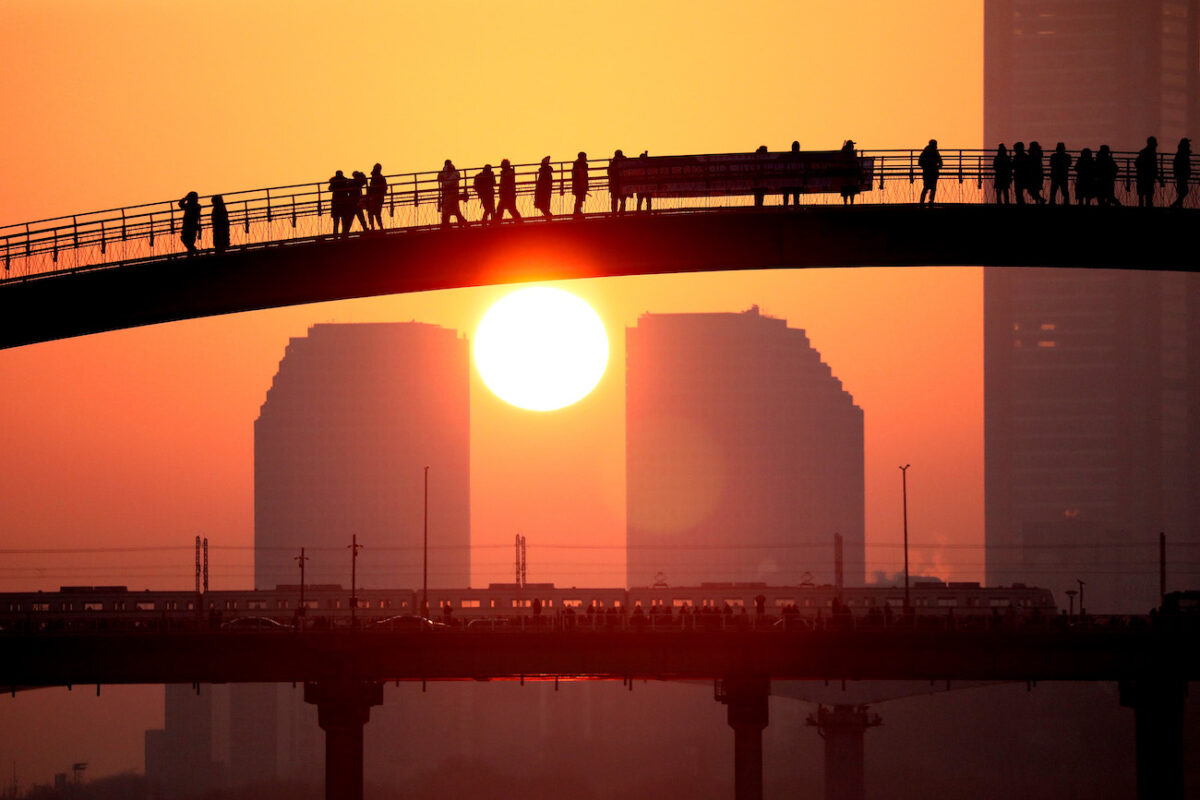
[256,307,866,593]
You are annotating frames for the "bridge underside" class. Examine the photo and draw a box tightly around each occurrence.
[1,205,1196,349]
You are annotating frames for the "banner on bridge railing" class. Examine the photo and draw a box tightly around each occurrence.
[612,150,875,197]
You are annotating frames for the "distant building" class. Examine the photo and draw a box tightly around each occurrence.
[984,0,1200,150]
[625,307,864,589]
[984,269,1200,613]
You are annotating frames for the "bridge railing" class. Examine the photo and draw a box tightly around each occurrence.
[1,148,1195,285]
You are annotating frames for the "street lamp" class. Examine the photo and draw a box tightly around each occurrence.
[1065,589,1077,621]
[900,464,911,612]
[1076,578,1085,620]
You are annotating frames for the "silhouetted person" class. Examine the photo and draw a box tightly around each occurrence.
[534,156,554,218]
[1171,137,1191,209]
[1096,145,1120,206]
[783,140,802,206]
[571,151,589,217]
[496,159,523,222]
[636,150,653,211]
[992,144,1012,204]
[366,163,387,230]
[178,191,202,255]
[1026,141,1046,204]
[473,164,496,224]
[1135,136,1160,207]
[438,159,467,227]
[350,170,369,232]
[918,139,942,206]
[210,195,229,253]
[839,140,860,205]
[328,170,351,236]
[753,145,769,207]
[608,149,628,214]
[1011,141,1028,204]
[1074,148,1096,205]
[1048,142,1071,205]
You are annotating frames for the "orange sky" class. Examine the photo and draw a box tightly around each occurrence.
[0,0,983,783]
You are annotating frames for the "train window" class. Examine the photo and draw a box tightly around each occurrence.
[355,599,369,610]
[773,598,795,607]
[59,603,72,612]
[276,600,290,610]
[136,601,155,611]
[224,600,238,611]
[246,600,266,610]
[31,603,49,612]
[886,598,904,607]
[989,598,1012,607]
[329,600,342,609]
[165,601,179,611]
[724,599,745,608]
[302,600,319,610]
[460,599,481,608]
[379,600,393,609]
[511,599,531,608]
[115,601,127,611]
[7,602,19,612]
[561,599,583,608]
[937,598,958,607]
[83,602,103,611]
[672,599,692,608]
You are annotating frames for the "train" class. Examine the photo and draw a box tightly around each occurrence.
[0,579,1057,632]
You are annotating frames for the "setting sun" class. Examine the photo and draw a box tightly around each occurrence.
[474,287,609,412]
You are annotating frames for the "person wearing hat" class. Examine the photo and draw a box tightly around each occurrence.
[534,156,554,218]
[840,139,860,205]
[1171,137,1192,209]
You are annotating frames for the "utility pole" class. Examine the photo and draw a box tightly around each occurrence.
[899,464,911,612]
[348,535,363,627]
[194,536,202,596]
[1076,578,1086,620]
[202,538,209,594]
[429,465,434,623]
[295,547,308,614]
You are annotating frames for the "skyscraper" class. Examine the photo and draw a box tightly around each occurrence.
[626,307,864,589]
[984,0,1200,151]
[984,1,1200,612]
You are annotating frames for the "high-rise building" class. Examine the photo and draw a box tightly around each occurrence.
[984,1,1200,613]
[625,307,864,589]
[254,322,470,590]
[984,0,1200,151]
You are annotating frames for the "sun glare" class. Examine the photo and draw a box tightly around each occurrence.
[474,287,609,412]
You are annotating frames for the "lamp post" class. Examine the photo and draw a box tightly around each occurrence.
[1065,589,1077,622]
[295,547,308,621]
[1076,578,1085,620]
[900,464,911,612]
[422,465,429,618]
[348,535,363,627]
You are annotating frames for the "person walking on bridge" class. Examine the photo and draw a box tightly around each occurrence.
[1135,136,1159,207]
[178,191,202,255]
[993,144,1012,204]
[1170,137,1191,209]
[438,159,467,227]
[1096,145,1120,206]
[918,139,942,206]
[571,152,590,218]
[327,170,351,237]
[496,159,523,223]
[1026,141,1046,204]
[473,164,497,225]
[608,149,628,214]
[636,150,653,212]
[1049,142,1072,205]
[366,163,387,230]
[349,170,369,232]
[534,156,554,218]
[210,195,230,254]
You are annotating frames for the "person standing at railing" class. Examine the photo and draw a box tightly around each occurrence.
[496,159,523,223]
[328,170,350,236]
[839,140,860,205]
[608,149,628,214]
[1096,145,1120,206]
[571,152,590,218]
[636,150,653,212]
[918,139,942,206]
[1011,142,1028,204]
[534,156,554,218]
[437,159,467,227]
[1170,138,1191,209]
[1135,136,1159,208]
[1026,141,1046,204]
[211,195,230,254]
[350,170,369,232]
[1074,148,1096,206]
[782,141,802,206]
[1049,142,1072,205]
[992,144,1013,204]
[178,192,202,255]
[366,163,387,230]
[473,164,497,225]
[753,145,769,207]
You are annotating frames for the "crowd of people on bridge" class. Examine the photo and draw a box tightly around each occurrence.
[176,136,1195,254]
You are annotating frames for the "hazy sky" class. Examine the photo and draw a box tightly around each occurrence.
[0,0,983,783]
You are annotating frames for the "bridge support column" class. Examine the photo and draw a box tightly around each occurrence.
[806,704,882,800]
[304,680,384,800]
[717,677,770,800]
[1119,679,1188,800]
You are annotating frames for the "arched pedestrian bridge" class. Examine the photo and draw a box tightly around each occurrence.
[1,148,1196,349]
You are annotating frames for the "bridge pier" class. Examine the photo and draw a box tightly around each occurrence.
[1119,678,1188,800]
[717,677,770,800]
[806,704,882,800]
[304,680,384,800]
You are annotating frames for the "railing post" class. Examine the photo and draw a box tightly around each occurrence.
[243,200,250,234]
[121,209,127,241]
[149,214,155,249]
[317,183,323,218]
[72,216,78,248]
[266,188,272,224]
[99,221,106,255]
[52,229,58,263]
[291,196,297,229]
[25,223,31,257]
[388,184,394,218]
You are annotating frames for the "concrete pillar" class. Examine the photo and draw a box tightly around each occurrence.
[1119,679,1188,800]
[806,704,881,800]
[304,681,384,800]
[717,677,770,800]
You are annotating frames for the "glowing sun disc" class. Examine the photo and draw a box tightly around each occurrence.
[475,287,609,411]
